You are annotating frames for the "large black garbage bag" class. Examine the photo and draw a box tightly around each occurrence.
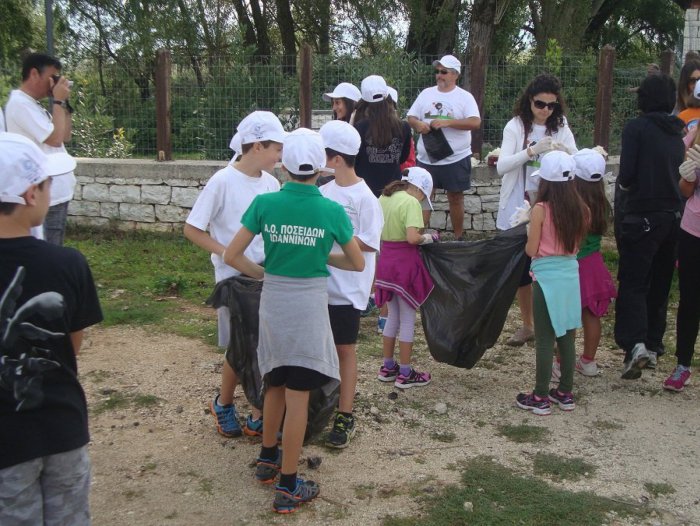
[207,276,339,440]
[419,224,528,368]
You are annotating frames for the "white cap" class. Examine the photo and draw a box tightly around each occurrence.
[360,75,389,103]
[0,132,76,205]
[282,128,329,176]
[319,120,361,156]
[573,148,606,182]
[322,82,361,102]
[229,132,242,155]
[531,151,576,182]
[237,111,286,145]
[402,166,434,210]
[432,55,461,74]
[387,87,398,104]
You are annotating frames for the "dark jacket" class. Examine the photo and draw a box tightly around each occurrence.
[615,112,684,216]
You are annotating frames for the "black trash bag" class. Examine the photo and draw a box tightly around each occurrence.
[207,276,339,440]
[419,224,528,368]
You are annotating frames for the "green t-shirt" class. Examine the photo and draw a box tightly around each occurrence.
[577,233,601,259]
[242,181,354,278]
[379,190,424,241]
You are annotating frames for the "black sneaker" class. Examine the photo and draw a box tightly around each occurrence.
[326,413,356,449]
[273,478,320,514]
[255,450,282,484]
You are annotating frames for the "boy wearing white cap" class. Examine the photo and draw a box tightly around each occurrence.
[407,54,481,239]
[224,128,364,513]
[319,120,384,448]
[0,133,102,525]
[184,111,284,438]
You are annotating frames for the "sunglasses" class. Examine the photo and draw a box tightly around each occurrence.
[532,99,559,110]
[435,69,450,75]
[689,77,700,85]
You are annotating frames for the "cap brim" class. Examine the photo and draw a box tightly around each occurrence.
[45,152,76,177]
[421,198,433,211]
[530,169,541,178]
[322,92,333,102]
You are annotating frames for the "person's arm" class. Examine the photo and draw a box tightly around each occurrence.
[183,223,226,257]
[45,77,72,146]
[525,204,544,257]
[70,330,84,356]
[407,115,431,135]
[355,236,376,252]
[680,177,697,198]
[328,237,365,271]
[430,116,481,131]
[223,227,264,279]
[617,122,640,190]
[496,121,531,175]
[406,226,424,245]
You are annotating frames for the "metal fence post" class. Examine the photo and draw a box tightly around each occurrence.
[299,44,312,129]
[660,49,675,76]
[155,49,172,161]
[594,45,615,150]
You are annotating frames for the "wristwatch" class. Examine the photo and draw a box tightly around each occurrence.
[53,99,74,114]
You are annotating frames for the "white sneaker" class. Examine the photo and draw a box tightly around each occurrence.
[621,343,650,380]
[575,356,599,377]
[551,361,561,382]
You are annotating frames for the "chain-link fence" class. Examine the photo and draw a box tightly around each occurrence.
[0,52,661,159]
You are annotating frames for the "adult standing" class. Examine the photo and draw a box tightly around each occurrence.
[407,55,481,239]
[5,53,75,246]
[615,74,684,379]
[675,59,700,125]
[496,74,577,346]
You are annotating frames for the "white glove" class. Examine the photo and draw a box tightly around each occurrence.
[592,145,609,158]
[419,233,435,245]
[687,144,700,165]
[680,159,698,182]
[550,140,572,154]
[509,200,531,227]
[530,136,553,156]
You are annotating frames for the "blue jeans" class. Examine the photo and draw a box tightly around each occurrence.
[43,202,69,246]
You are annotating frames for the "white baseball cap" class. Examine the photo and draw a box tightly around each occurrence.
[0,132,76,205]
[282,128,330,176]
[573,148,606,182]
[530,151,576,182]
[387,87,399,104]
[320,120,361,156]
[229,132,242,155]
[402,166,434,210]
[432,55,461,74]
[322,82,361,102]
[360,75,389,103]
[237,111,286,145]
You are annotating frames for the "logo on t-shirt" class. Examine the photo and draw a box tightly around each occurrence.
[424,101,455,119]
[264,223,325,246]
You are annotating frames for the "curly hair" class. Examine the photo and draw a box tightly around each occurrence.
[677,60,700,111]
[514,74,568,136]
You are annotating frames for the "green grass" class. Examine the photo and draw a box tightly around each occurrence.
[92,390,163,415]
[533,452,596,482]
[496,423,547,444]
[381,456,645,526]
[644,482,676,497]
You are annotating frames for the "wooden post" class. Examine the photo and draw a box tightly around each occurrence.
[660,49,674,76]
[155,49,172,161]
[299,44,312,129]
[467,48,487,159]
[594,45,615,150]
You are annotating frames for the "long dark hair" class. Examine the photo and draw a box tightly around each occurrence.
[334,97,356,123]
[515,74,568,136]
[677,59,700,111]
[358,98,404,147]
[574,178,609,236]
[536,179,587,253]
[382,180,410,197]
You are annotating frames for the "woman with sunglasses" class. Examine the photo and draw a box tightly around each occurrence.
[676,60,700,126]
[496,73,577,346]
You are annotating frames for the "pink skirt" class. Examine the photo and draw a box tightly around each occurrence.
[578,251,617,317]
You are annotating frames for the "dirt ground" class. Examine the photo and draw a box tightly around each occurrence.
[79,308,700,526]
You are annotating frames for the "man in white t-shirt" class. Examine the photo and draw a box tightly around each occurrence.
[319,120,383,449]
[184,111,284,439]
[407,55,481,239]
[5,53,75,245]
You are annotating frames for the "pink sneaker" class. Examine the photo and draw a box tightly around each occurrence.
[663,366,691,392]
[394,369,431,389]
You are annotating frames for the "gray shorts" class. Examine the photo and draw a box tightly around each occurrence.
[0,446,91,526]
[43,201,70,246]
[419,156,472,192]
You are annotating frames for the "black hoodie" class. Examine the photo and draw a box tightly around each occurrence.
[616,112,684,215]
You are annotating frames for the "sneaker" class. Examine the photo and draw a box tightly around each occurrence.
[506,326,534,347]
[326,413,356,449]
[646,351,657,369]
[621,343,651,380]
[361,297,376,317]
[243,415,263,437]
[515,392,552,416]
[394,369,431,389]
[377,316,387,334]
[548,388,575,411]
[663,366,691,392]
[377,362,399,382]
[551,361,561,382]
[209,395,242,438]
[273,478,320,514]
[255,450,282,484]
[575,357,599,377]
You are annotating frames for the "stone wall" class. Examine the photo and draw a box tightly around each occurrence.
[69,158,620,233]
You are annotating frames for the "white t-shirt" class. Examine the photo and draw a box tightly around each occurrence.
[407,85,480,165]
[320,178,383,309]
[5,89,76,205]
[186,164,280,283]
[0,108,5,132]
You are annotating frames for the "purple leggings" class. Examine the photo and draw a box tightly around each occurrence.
[382,294,417,342]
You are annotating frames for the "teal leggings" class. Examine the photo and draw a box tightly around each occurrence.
[533,281,576,396]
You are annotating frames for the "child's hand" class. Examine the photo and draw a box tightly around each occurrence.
[419,233,435,245]
[509,200,531,227]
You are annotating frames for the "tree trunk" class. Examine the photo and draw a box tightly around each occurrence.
[405,0,460,58]
[529,0,606,54]
[275,0,297,75]
[232,0,259,53]
[249,0,271,59]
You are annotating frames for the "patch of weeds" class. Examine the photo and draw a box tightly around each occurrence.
[381,456,645,526]
[496,423,547,444]
[591,419,623,432]
[153,275,187,296]
[644,482,676,497]
[402,418,421,429]
[123,489,144,499]
[533,452,596,482]
[475,420,487,428]
[429,431,456,443]
[198,478,214,495]
[164,511,178,520]
[414,456,427,464]
[355,483,375,500]
[141,461,157,471]
[133,394,162,408]
[93,391,130,415]
[377,484,401,498]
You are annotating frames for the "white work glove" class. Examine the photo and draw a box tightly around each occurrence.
[592,145,609,158]
[419,233,436,245]
[550,140,572,154]
[509,200,531,227]
[687,144,700,165]
[530,136,553,156]
[680,159,698,182]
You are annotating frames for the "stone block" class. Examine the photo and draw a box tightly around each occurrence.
[472,213,496,231]
[67,216,109,228]
[481,194,500,203]
[476,185,500,195]
[120,203,155,222]
[136,222,175,233]
[428,212,448,230]
[464,195,482,214]
[132,177,165,185]
[76,175,95,184]
[482,199,500,213]
[142,185,172,205]
[164,178,199,187]
[155,205,189,222]
[82,183,110,202]
[100,202,120,219]
[171,187,200,208]
[109,185,141,204]
[68,200,101,217]
[72,186,82,200]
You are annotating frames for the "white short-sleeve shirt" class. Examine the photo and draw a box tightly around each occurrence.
[5,89,76,205]
[320,178,384,309]
[186,164,280,283]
